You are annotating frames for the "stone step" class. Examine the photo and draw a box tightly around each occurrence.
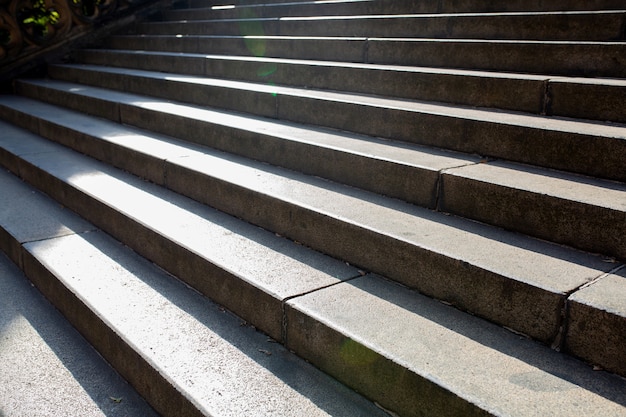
[16,75,626,186]
[0,167,388,417]
[0,251,160,417]
[1,97,623,360]
[34,66,626,260]
[137,11,626,42]
[104,34,626,78]
[173,0,626,19]
[0,129,625,417]
[71,51,626,124]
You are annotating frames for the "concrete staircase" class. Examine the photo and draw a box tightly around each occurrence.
[1,0,625,415]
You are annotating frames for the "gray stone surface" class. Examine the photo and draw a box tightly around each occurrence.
[13,76,626,184]
[1,2,626,415]
[0,167,94,265]
[549,76,626,123]
[286,275,626,417]
[105,34,369,61]
[441,160,626,259]
[172,0,626,18]
[143,11,626,41]
[72,50,626,124]
[21,230,388,417]
[50,60,548,115]
[0,121,361,341]
[0,90,480,209]
[566,266,626,376]
[367,38,626,78]
[0,118,615,344]
[0,253,159,417]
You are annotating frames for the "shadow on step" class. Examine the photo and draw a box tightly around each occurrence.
[0,253,158,417]
[72,229,380,416]
[349,276,626,407]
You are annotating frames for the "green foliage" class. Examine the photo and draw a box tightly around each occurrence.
[19,0,60,38]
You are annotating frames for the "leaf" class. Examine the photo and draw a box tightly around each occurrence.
[109,396,123,403]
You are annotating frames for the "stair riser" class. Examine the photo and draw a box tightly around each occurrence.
[566,273,626,377]
[23,76,443,209]
[0,220,20,267]
[179,0,626,16]
[107,35,369,62]
[280,96,626,184]
[14,78,626,261]
[73,51,547,115]
[284,304,487,417]
[163,1,433,20]
[13,153,288,342]
[18,244,205,417]
[548,81,626,124]
[139,13,626,42]
[0,99,568,345]
[440,175,626,261]
[27,72,626,187]
[105,35,626,78]
[75,51,626,124]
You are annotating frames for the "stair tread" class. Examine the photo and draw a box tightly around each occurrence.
[0,122,359,299]
[0,248,158,417]
[4,91,626,258]
[5,91,625,248]
[0,104,618,343]
[142,10,626,41]
[113,33,626,43]
[71,51,626,123]
[286,275,626,417]
[0,170,387,417]
[2,149,625,417]
[174,0,626,15]
[0,92,477,178]
[444,162,626,212]
[104,34,626,79]
[75,49,553,80]
[20,77,626,145]
[2,0,626,414]
[15,77,626,188]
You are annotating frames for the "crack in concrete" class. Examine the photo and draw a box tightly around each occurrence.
[551,263,625,352]
[434,158,492,212]
[541,79,553,116]
[280,272,364,344]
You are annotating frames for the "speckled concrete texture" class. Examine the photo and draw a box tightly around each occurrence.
[0,253,159,417]
[566,266,626,376]
[286,275,626,417]
[22,230,389,417]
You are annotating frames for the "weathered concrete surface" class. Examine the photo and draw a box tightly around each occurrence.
[440,160,626,260]
[0,89,480,209]
[0,120,361,342]
[0,164,94,265]
[21,230,389,417]
[13,75,626,182]
[367,38,626,78]
[142,12,626,41]
[0,253,159,417]
[176,0,626,17]
[565,266,626,376]
[0,117,615,345]
[286,275,626,417]
[549,76,626,123]
[50,61,548,116]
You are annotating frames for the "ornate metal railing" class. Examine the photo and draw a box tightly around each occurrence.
[0,0,157,76]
